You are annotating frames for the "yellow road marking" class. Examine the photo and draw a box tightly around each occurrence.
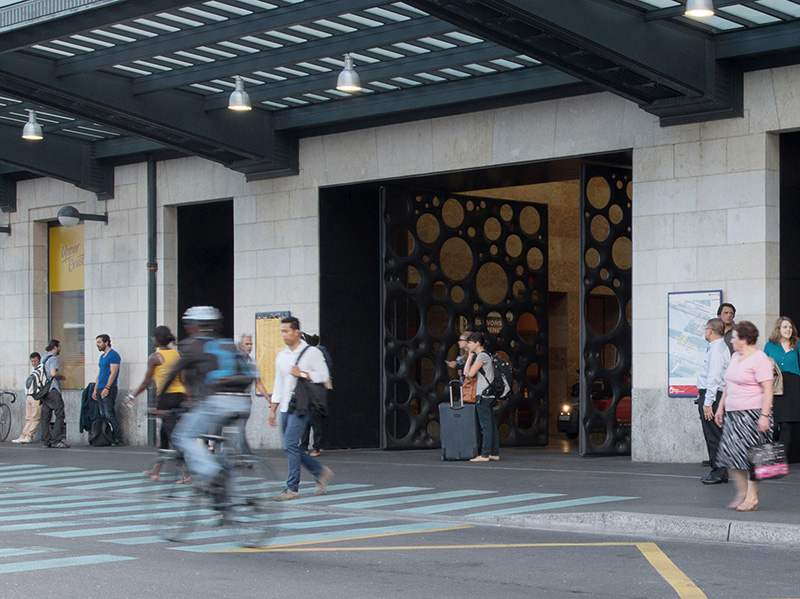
[636,542,708,599]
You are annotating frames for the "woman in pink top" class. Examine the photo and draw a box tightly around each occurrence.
[714,321,774,511]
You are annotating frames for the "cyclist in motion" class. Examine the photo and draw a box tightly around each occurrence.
[165,306,257,489]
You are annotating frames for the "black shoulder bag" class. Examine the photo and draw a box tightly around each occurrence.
[287,347,328,416]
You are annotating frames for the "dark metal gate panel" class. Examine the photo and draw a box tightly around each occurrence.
[380,187,548,450]
[579,165,632,456]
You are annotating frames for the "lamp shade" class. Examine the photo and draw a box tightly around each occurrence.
[228,76,252,111]
[685,0,714,17]
[22,110,43,140]
[57,206,81,227]
[336,54,361,92]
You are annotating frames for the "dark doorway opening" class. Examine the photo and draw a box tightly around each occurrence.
[177,200,234,339]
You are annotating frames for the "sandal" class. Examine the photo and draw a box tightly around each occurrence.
[736,500,758,512]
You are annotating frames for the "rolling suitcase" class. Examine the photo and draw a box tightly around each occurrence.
[439,380,479,460]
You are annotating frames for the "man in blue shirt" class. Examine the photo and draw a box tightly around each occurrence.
[92,333,122,445]
[696,318,730,484]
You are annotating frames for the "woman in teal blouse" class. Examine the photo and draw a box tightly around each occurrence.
[763,317,800,461]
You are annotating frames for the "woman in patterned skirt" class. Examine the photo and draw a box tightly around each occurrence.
[714,321,774,511]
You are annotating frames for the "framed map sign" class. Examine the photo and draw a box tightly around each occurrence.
[668,290,722,397]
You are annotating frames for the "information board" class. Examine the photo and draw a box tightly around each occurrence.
[667,290,722,397]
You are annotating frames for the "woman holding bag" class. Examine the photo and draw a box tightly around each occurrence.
[464,332,499,463]
[763,316,800,461]
[714,321,774,511]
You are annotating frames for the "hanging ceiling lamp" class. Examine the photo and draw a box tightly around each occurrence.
[22,109,43,140]
[336,54,361,93]
[228,76,252,111]
[685,0,715,17]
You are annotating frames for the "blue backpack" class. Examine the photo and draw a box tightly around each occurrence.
[203,338,256,393]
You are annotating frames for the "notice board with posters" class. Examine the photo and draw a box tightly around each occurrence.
[255,311,290,395]
[667,290,722,397]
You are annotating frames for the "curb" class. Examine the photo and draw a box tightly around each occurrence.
[471,511,800,547]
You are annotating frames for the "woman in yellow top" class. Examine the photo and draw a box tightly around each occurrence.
[126,326,188,478]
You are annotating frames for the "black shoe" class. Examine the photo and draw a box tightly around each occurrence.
[702,460,711,467]
[701,473,728,484]
[111,440,124,446]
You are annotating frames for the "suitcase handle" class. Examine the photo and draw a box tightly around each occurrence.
[449,379,464,408]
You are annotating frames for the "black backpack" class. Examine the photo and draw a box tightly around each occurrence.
[25,355,53,400]
[479,354,513,402]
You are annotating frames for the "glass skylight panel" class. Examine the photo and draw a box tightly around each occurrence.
[210,78,236,88]
[133,60,172,71]
[240,76,264,85]
[240,36,282,48]
[685,14,744,29]
[253,70,287,80]
[303,93,330,101]
[134,18,180,33]
[154,55,194,67]
[289,24,331,38]
[318,56,348,67]
[490,58,524,69]
[464,63,497,74]
[392,2,428,16]
[265,30,308,43]
[204,1,253,16]
[296,62,332,73]
[190,83,225,92]
[91,29,136,43]
[312,19,357,33]
[367,47,405,59]
[415,72,447,82]
[31,45,74,57]
[369,81,400,90]
[757,0,800,17]
[235,0,279,9]
[282,96,310,105]
[438,67,470,77]
[347,52,380,64]
[719,5,781,23]
[77,125,119,136]
[392,42,430,54]
[443,31,484,44]
[51,39,96,52]
[365,7,411,21]
[194,45,238,58]
[156,12,204,27]
[339,13,384,27]
[262,100,289,108]
[175,50,217,63]
[112,64,153,75]
[179,6,229,21]
[0,95,21,104]
[635,0,679,7]
[516,55,542,65]
[62,129,105,139]
[70,34,115,48]
[112,24,158,38]
[391,76,422,86]
[275,66,310,77]
[418,36,456,49]
[218,40,260,53]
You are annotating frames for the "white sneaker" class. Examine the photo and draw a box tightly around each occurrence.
[11,436,32,444]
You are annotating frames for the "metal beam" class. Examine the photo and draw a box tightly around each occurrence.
[56,0,382,77]
[202,41,521,110]
[132,16,455,95]
[0,124,114,199]
[0,52,295,175]
[273,66,591,134]
[0,175,16,212]
[716,19,800,60]
[0,0,196,54]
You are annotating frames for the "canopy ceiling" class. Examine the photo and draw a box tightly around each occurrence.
[1,0,799,207]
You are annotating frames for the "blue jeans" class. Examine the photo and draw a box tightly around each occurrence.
[98,387,121,442]
[173,394,251,483]
[476,397,499,457]
[281,410,323,492]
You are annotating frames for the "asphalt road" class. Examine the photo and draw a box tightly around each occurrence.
[1,445,799,599]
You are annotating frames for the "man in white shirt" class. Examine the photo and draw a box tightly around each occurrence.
[269,316,333,501]
[696,318,730,484]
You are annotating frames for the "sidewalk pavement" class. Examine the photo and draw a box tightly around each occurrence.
[5,442,799,547]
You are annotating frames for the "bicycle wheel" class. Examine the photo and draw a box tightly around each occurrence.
[0,402,11,442]
[145,452,205,542]
[227,455,284,548]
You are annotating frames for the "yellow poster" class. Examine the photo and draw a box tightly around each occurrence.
[255,311,290,394]
[49,224,84,292]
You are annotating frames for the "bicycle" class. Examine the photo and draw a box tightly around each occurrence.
[143,417,283,548]
[0,390,17,442]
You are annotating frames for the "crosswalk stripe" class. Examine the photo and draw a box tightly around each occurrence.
[1,503,159,522]
[23,472,142,487]
[0,464,64,473]
[5,498,145,513]
[0,554,135,574]
[398,492,566,514]
[170,521,463,553]
[292,486,431,504]
[0,547,61,558]
[471,495,639,516]
[2,495,88,507]
[332,489,495,509]
[0,467,88,482]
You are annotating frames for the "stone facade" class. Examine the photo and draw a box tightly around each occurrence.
[0,62,793,459]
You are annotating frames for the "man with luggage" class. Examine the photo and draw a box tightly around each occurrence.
[92,334,123,446]
[39,340,69,448]
[269,317,333,500]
